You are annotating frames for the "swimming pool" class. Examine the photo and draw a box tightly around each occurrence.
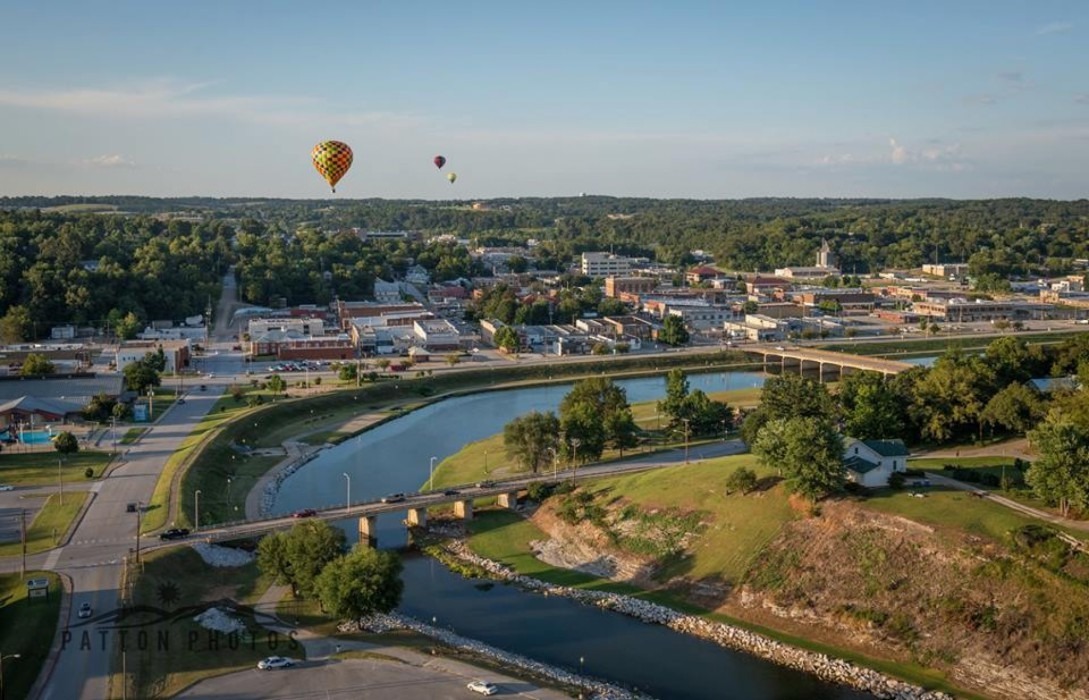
[0,428,56,444]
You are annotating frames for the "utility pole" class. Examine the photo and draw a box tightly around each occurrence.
[134,504,142,565]
[57,458,64,506]
[21,510,27,577]
[682,418,691,464]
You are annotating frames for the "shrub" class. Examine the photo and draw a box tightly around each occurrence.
[84,467,94,478]
[888,472,906,489]
[725,467,758,495]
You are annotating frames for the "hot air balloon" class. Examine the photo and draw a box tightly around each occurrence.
[433,155,446,169]
[311,140,353,192]
[446,172,457,184]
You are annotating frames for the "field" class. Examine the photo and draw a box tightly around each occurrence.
[0,492,88,556]
[0,571,62,700]
[0,452,111,487]
[116,547,276,699]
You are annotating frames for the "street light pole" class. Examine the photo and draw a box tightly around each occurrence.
[569,438,581,483]
[194,490,202,532]
[1,652,22,700]
[429,456,437,492]
[342,472,351,513]
[226,477,232,506]
[682,418,690,464]
[57,458,64,506]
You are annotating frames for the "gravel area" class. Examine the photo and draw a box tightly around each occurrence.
[194,607,246,634]
[191,542,255,567]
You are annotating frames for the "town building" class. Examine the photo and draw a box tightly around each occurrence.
[116,340,191,373]
[843,438,910,489]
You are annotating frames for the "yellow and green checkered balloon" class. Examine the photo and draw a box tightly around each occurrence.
[311,140,353,192]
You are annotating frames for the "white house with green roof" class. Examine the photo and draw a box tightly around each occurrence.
[843,438,910,488]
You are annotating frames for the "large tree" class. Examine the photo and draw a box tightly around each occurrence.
[659,315,690,347]
[981,383,1045,437]
[558,377,636,462]
[503,411,561,474]
[20,353,56,376]
[838,371,905,440]
[752,417,844,501]
[257,520,346,599]
[314,546,404,620]
[1026,417,1089,517]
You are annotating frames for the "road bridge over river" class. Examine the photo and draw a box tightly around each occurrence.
[742,346,914,379]
[158,442,745,551]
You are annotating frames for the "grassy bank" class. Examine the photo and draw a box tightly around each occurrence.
[0,452,111,487]
[0,571,62,700]
[0,492,88,557]
[823,329,1084,357]
[114,547,276,698]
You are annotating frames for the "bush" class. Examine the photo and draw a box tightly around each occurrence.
[725,467,758,495]
[887,472,906,489]
[84,467,94,478]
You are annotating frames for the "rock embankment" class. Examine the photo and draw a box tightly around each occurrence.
[341,612,652,700]
[432,535,952,700]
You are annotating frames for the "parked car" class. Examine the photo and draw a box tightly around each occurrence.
[257,656,294,670]
[291,508,317,518]
[467,680,499,696]
[475,480,495,489]
[126,502,138,513]
[442,488,460,496]
[0,484,15,492]
[159,528,190,541]
[77,602,93,619]
[199,384,207,391]
[381,493,405,504]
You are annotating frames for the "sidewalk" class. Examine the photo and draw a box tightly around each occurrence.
[924,471,1089,533]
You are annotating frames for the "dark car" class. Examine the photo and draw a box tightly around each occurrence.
[442,488,460,496]
[126,502,138,513]
[291,508,317,518]
[381,493,405,504]
[475,480,495,489]
[159,528,190,541]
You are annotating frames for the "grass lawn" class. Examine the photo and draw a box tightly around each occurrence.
[0,451,111,487]
[0,492,88,557]
[0,571,62,700]
[117,547,278,699]
[859,487,1041,542]
[143,393,269,533]
[120,428,146,445]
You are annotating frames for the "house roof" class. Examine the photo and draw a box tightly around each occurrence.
[1028,377,1079,393]
[844,455,881,474]
[860,439,910,457]
[0,395,84,418]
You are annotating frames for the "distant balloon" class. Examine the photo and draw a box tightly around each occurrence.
[311,140,353,192]
[446,172,457,184]
[433,155,446,169]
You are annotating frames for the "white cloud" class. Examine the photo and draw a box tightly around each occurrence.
[83,154,136,168]
[1035,21,1073,35]
[888,138,965,170]
[0,79,421,130]
[889,138,909,165]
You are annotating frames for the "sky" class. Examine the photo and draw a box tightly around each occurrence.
[0,1,1086,200]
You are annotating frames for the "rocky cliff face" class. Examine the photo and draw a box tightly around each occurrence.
[529,498,1089,700]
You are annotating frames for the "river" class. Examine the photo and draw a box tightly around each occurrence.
[272,370,891,700]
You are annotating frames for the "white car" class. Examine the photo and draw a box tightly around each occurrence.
[0,484,14,491]
[77,602,93,619]
[467,680,498,696]
[257,656,294,670]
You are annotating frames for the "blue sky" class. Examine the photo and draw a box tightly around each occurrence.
[1,1,1086,199]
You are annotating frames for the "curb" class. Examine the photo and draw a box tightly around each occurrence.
[27,571,72,700]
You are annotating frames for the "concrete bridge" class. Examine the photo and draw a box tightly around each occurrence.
[170,458,674,549]
[742,345,915,380]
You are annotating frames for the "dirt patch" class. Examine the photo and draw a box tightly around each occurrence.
[528,505,658,586]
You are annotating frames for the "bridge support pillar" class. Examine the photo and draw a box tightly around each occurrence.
[453,499,474,521]
[406,507,427,528]
[496,492,518,509]
[358,515,377,548]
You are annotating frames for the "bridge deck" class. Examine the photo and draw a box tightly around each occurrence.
[743,346,914,374]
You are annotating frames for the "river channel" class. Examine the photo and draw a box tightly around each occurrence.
[273,371,871,699]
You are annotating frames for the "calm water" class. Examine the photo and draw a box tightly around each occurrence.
[273,369,878,700]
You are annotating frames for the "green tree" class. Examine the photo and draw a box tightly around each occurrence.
[908,350,997,443]
[53,431,80,454]
[657,369,691,428]
[725,466,758,495]
[981,383,1045,436]
[20,353,55,376]
[659,315,690,346]
[494,325,520,353]
[445,353,461,367]
[257,520,346,599]
[314,546,404,620]
[752,417,844,500]
[759,373,837,423]
[558,377,635,462]
[114,311,142,341]
[1026,417,1089,517]
[267,374,286,393]
[838,372,905,440]
[338,363,358,382]
[503,411,561,474]
[122,355,162,394]
[0,304,33,343]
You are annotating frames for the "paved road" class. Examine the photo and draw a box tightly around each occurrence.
[0,385,229,700]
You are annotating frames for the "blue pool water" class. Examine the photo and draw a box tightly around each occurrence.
[0,428,56,444]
